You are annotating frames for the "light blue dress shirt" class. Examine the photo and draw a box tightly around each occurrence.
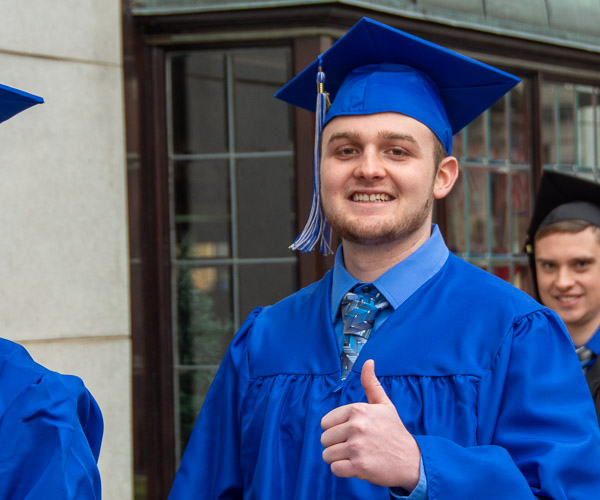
[330,224,449,500]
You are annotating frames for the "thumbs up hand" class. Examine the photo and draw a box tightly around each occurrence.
[320,360,421,490]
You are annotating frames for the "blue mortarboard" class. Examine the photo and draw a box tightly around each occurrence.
[275,17,520,253]
[0,83,44,124]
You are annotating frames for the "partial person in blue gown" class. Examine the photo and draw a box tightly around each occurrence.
[526,171,600,425]
[0,84,103,498]
[169,18,600,500]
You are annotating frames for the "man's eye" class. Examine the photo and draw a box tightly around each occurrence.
[575,260,591,270]
[541,262,556,271]
[339,147,356,155]
[388,148,405,156]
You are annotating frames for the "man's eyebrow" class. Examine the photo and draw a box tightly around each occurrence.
[326,131,361,144]
[378,131,418,143]
[326,130,418,144]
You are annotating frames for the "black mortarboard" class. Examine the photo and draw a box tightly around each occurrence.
[0,82,44,124]
[525,170,600,298]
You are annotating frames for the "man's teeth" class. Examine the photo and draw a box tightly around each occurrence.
[558,296,578,303]
[352,193,391,202]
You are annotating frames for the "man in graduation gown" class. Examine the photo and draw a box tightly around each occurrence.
[525,171,600,425]
[0,84,103,498]
[169,18,600,499]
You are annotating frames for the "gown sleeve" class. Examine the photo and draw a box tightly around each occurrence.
[414,310,600,499]
[168,308,260,500]
[0,367,103,499]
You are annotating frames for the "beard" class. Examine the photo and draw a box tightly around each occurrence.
[323,193,434,246]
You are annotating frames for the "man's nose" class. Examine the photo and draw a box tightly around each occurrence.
[354,151,385,180]
[554,267,575,289]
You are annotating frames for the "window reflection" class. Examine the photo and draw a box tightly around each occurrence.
[167,46,297,460]
[542,83,600,174]
[233,48,293,152]
[174,160,231,259]
[170,51,227,155]
[236,157,296,258]
[441,82,531,286]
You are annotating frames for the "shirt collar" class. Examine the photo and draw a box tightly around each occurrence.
[330,224,449,322]
[586,325,600,355]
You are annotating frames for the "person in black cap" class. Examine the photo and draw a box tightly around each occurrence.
[0,83,103,498]
[526,170,600,423]
[169,18,600,499]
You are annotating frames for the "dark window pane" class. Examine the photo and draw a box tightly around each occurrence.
[171,52,227,154]
[176,265,234,366]
[489,98,506,162]
[557,86,576,165]
[541,84,557,165]
[511,171,531,253]
[578,90,599,169]
[490,171,509,253]
[236,157,296,258]
[513,263,533,295]
[452,129,464,159]
[238,262,297,320]
[542,85,577,166]
[510,83,530,164]
[233,48,293,152]
[174,160,231,259]
[466,167,487,254]
[177,367,219,458]
[465,113,485,161]
[442,169,465,254]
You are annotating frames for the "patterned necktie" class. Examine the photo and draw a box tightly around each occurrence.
[577,345,595,371]
[340,284,389,380]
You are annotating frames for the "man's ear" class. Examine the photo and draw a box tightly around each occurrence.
[433,156,459,200]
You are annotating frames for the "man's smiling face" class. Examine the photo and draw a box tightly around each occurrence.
[535,226,600,343]
[319,112,446,249]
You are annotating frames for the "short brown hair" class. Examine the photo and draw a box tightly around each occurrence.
[433,135,447,170]
[535,219,600,243]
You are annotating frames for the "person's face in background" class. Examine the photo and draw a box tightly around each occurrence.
[535,226,600,344]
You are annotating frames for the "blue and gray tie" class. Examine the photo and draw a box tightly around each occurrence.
[340,284,389,380]
[577,345,595,371]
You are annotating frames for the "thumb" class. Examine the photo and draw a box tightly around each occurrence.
[361,359,391,405]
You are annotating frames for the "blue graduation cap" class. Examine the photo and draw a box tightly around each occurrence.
[0,83,44,124]
[275,17,520,253]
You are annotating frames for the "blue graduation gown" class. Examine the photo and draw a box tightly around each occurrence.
[0,339,103,499]
[169,254,600,499]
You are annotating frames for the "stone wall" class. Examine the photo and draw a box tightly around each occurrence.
[0,1,132,498]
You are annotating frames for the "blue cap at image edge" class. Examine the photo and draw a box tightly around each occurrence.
[0,83,44,124]
[275,17,520,154]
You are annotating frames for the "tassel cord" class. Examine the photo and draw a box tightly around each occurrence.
[289,66,333,254]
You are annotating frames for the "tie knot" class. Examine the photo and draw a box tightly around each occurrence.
[343,284,388,310]
[341,284,389,336]
[577,346,595,369]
